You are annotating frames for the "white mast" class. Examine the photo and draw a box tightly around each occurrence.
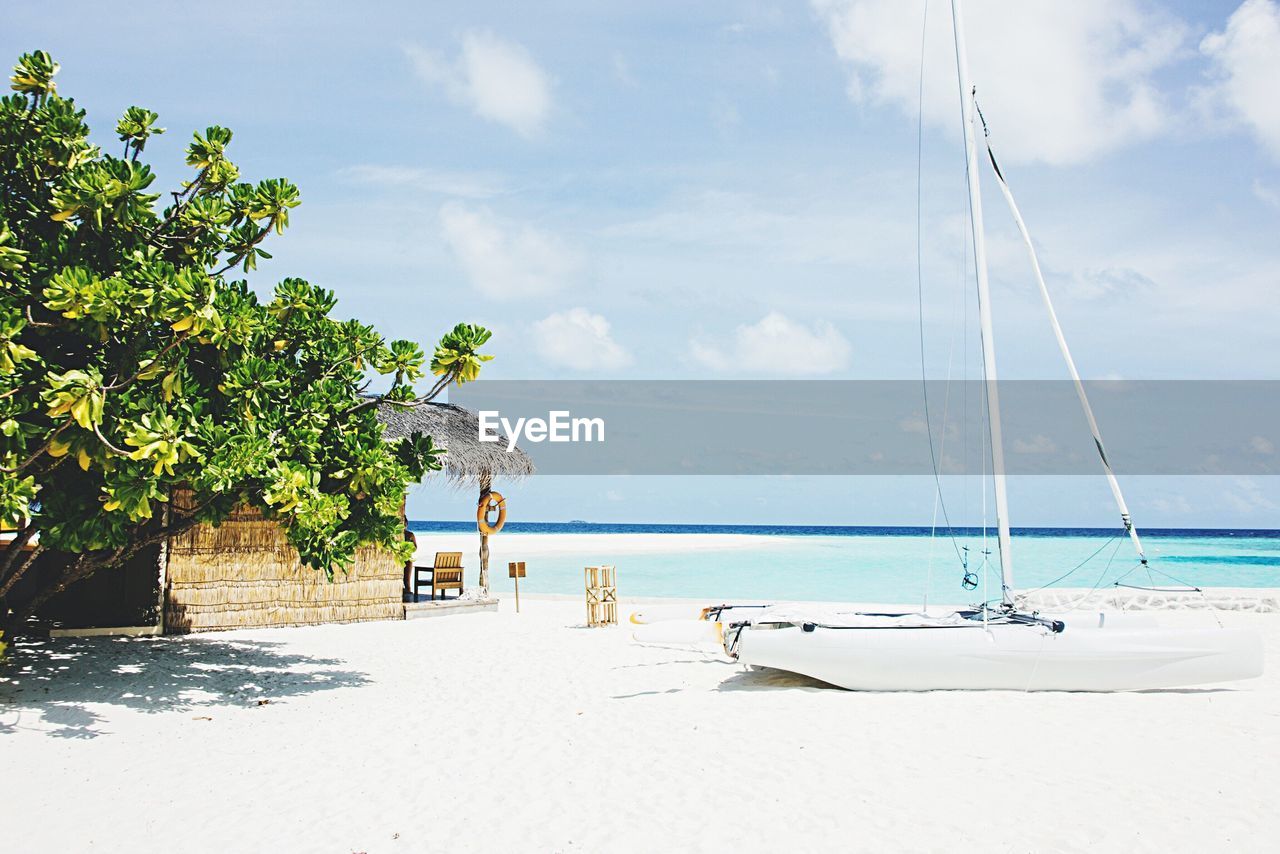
[951,0,1014,604]
[982,137,1148,565]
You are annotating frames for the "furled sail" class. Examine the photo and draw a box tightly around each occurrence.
[978,115,1148,566]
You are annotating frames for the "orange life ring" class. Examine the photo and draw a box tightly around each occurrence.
[477,491,506,534]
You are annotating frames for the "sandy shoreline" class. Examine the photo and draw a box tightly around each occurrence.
[3,597,1277,852]
[411,531,791,560]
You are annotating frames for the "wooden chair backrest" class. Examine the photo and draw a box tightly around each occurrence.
[433,552,463,569]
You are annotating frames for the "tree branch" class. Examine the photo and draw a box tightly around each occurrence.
[0,543,43,601]
[24,305,57,328]
[93,422,131,457]
[343,368,459,418]
[148,169,207,239]
[4,511,207,630]
[0,420,72,474]
[0,522,37,582]
[6,551,91,627]
[212,223,271,275]
[104,332,187,390]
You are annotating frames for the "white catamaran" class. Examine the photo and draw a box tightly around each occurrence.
[635,0,1264,691]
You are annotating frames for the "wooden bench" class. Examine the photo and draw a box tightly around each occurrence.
[413,552,464,601]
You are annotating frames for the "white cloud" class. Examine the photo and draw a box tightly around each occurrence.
[404,33,552,138]
[1201,0,1280,158]
[338,165,506,199]
[898,415,928,435]
[1253,179,1280,208]
[1248,435,1275,455]
[1149,494,1193,515]
[611,52,637,88]
[533,309,633,371]
[440,203,582,300]
[1067,266,1156,301]
[603,189,896,266]
[810,0,1187,165]
[710,99,742,133]
[691,312,852,375]
[1012,434,1058,454]
[1222,477,1280,515]
[898,414,958,440]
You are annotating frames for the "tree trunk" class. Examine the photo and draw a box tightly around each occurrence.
[1,550,81,636]
[0,543,43,601]
[477,475,492,595]
[2,513,200,636]
[0,522,37,582]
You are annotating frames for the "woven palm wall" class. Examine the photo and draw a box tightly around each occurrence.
[164,498,402,633]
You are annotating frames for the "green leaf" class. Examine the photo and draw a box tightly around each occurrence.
[1,50,498,605]
[10,51,58,97]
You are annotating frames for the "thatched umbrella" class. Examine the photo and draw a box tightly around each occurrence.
[376,401,535,595]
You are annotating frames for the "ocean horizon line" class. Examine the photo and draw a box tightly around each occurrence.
[407,520,1280,539]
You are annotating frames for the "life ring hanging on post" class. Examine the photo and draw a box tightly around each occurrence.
[477,491,506,534]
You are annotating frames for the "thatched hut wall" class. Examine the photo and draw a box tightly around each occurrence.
[165,502,401,633]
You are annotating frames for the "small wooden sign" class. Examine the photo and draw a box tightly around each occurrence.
[508,561,526,613]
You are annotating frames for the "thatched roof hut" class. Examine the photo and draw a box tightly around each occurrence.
[376,400,535,487]
[27,400,532,635]
[165,401,533,630]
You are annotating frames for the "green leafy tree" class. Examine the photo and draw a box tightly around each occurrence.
[0,51,493,632]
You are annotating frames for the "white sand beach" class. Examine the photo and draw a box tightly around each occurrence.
[3,597,1278,853]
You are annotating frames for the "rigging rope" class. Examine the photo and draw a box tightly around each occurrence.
[1111,563,1224,627]
[1057,538,1127,612]
[1019,533,1121,596]
[1113,561,1202,593]
[915,0,965,593]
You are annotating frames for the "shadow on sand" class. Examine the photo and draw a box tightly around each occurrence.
[610,664,838,699]
[716,666,838,692]
[0,634,370,739]
[712,668,1242,694]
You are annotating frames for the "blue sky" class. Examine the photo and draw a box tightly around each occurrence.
[5,0,1278,527]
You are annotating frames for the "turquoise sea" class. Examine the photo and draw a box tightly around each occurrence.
[408,522,1280,604]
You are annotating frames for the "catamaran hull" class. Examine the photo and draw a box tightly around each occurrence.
[732,622,1263,692]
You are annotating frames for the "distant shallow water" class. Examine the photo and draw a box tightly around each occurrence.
[410,521,1280,539]
[408,523,1280,603]
[1160,554,1280,567]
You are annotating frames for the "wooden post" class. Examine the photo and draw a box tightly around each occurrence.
[601,565,616,625]
[477,474,492,595]
[508,561,525,613]
[156,501,170,635]
[584,565,617,627]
